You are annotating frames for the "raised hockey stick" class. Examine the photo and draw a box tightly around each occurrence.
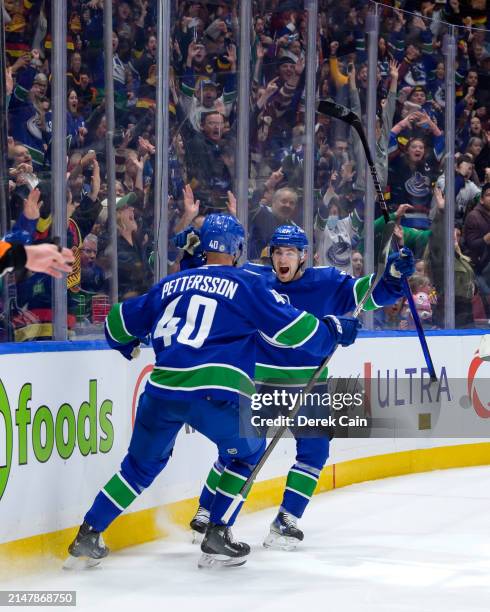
[318,98,437,383]
[222,221,396,523]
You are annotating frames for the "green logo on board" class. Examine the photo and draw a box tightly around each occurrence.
[0,380,113,500]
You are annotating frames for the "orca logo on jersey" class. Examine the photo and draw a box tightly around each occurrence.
[326,240,351,269]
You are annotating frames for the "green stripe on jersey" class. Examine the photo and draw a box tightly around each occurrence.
[104,473,137,509]
[353,274,379,312]
[274,312,319,347]
[286,469,318,498]
[25,145,45,166]
[205,466,222,493]
[217,468,249,497]
[106,303,136,344]
[14,85,29,102]
[150,364,255,397]
[255,363,329,384]
[180,82,194,98]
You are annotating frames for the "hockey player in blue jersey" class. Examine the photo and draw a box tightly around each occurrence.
[66,215,362,569]
[190,224,415,550]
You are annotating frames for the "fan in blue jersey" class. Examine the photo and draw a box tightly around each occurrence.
[66,215,362,570]
[190,224,415,551]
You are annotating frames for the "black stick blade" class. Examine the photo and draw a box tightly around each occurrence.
[318,98,355,122]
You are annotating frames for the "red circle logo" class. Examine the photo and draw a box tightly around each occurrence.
[131,365,154,427]
[467,352,490,418]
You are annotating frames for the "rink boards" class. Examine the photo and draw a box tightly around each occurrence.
[0,331,489,563]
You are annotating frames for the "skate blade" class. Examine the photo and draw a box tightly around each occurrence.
[63,555,102,570]
[192,530,205,545]
[198,553,247,569]
[263,532,300,552]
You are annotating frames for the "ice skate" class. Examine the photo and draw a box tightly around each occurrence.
[190,506,210,544]
[263,511,304,551]
[63,521,109,569]
[198,522,250,568]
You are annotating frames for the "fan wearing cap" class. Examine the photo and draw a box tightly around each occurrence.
[407,85,439,123]
[181,77,236,133]
[190,224,415,551]
[276,55,296,84]
[180,30,237,133]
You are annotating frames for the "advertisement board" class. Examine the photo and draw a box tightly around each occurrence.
[0,331,488,547]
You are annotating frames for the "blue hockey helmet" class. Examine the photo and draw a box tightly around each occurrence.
[200,213,245,257]
[269,225,308,254]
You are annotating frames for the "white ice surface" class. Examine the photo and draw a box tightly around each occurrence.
[2,466,490,612]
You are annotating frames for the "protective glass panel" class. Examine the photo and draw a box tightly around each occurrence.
[1,2,56,342]
[313,5,369,279]
[248,1,306,262]
[453,21,490,329]
[374,4,447,331]
[168,0,239,271]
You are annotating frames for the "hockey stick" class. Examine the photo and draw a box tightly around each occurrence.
[318,98,437,383]
[222,221,396,523]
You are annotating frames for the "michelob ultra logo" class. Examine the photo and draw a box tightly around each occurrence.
[0,379,114,501]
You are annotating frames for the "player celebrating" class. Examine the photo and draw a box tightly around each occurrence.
[66,215,361,569]
[190,225,414,550]
[0,240,74,278]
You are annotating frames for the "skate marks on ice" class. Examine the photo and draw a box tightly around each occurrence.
[2,466,490,612]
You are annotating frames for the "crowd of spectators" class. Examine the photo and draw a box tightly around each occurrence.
[1,0,490,341]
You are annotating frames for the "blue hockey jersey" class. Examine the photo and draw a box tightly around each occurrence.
[105,265,339,401]
[243,263,403,384]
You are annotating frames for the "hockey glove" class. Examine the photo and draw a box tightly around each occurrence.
[384,248,415,282]
[105,325,141,361]
[323,315,361,347]
[117,338,142,361]
[172,226,201,253]
[172,226,205,270]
